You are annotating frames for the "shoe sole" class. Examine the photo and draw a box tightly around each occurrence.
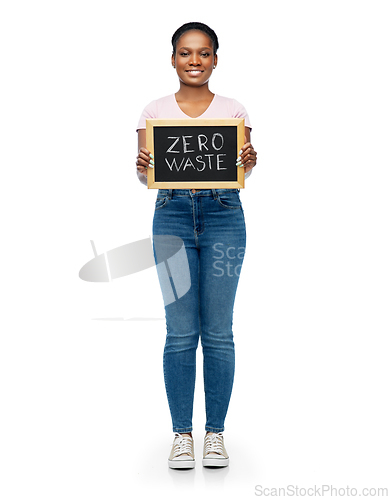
[168,459,195,469]
[202,457,229,467]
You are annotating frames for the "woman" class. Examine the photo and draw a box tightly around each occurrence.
[136,22,257,469]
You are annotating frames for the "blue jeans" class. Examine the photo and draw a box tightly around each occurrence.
[152,189,246,433]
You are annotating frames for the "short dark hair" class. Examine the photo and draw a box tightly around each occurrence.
[172,22,219,55]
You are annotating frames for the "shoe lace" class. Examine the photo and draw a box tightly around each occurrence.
[173,433,192,456]
[204,432,224,455]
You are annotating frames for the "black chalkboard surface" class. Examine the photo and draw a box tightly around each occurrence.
[146,119,245,189]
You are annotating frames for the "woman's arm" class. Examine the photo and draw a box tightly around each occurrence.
[136,129,154,185]
[238,127,257,175]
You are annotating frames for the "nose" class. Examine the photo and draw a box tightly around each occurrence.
[189,53,201,66]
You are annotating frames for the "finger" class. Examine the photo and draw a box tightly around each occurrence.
[236,143,249,166]
[136,156,150,168]
[240,144,255,158]
[239,153,256,168]
[239,143,256,160]
[138,151,151,163]
[136,164,148,175]
[240,142,252,153]
[242,153,257,168]
[137,151,154,168]
[240,152,257,171]
[137,148,153,160]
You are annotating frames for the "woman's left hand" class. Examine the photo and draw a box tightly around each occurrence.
[237,142,257,173]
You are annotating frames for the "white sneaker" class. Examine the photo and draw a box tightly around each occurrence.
[168,433,195,469]
[202,432,229,467]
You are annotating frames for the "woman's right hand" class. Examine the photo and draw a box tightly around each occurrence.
[136,147,154,176]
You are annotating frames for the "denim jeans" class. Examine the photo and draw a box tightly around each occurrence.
[152,189,246,433]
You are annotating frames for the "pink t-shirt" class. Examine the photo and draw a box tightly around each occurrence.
[137,94,252,130]
[136,94,253,185]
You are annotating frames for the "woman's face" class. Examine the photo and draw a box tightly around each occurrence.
[172,30,217,88]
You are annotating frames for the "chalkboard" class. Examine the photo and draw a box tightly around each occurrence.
[146,119,245,189]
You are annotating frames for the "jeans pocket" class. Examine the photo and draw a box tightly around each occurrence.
[155,196,169,210]
[216,191,242,209]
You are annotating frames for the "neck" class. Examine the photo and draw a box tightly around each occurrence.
[176,83,214,102]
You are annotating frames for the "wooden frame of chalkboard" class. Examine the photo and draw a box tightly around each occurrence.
[146,118,245,189]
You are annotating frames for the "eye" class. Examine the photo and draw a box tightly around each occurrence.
[180,52,189,57]
[201,52,211,57]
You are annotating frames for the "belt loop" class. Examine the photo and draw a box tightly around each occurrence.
[168,189,173,199]
[212,189,218,200]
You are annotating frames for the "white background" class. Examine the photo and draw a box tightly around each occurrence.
[1,1,388,498]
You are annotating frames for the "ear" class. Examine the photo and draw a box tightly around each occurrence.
[171,54,175,68]
[213,54,218,69]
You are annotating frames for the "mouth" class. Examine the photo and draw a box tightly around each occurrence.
[185,70,204,76]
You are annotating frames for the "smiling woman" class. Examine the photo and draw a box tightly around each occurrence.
[173,30,217,114]
[135,21,257,470]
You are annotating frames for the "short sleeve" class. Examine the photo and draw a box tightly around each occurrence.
[232,99,252,129]
[136,100,158,131]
